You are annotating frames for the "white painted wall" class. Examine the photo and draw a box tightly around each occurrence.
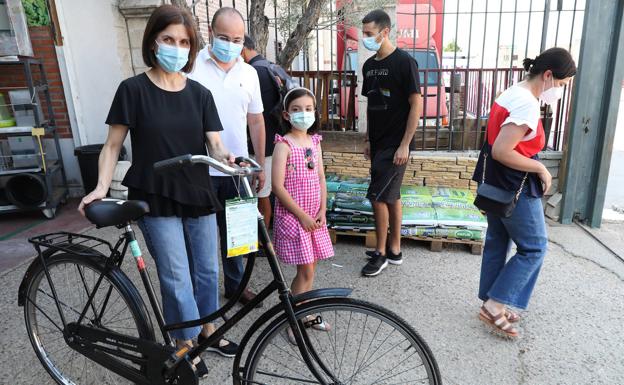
[53,0,135,194]
[55,0,134,147]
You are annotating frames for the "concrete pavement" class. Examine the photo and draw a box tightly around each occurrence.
[1,221,623,384]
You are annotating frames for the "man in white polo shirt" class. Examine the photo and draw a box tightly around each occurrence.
[189,7,265,306]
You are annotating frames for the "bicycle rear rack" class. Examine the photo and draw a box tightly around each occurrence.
[29,232,115,257]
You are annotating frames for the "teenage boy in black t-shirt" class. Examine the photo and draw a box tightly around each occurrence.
[360,9,423,277]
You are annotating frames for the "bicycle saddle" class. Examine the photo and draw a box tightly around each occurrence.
[85,199,149,228]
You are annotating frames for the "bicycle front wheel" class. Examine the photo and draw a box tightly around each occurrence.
[243,297,441,385]
[23,252,154,385]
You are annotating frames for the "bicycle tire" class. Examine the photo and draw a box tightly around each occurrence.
[23,252,155,385]
[243,297,442,385]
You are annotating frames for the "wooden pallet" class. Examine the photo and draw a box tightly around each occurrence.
[329,228,483,255]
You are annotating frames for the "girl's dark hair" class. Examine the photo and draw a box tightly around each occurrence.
[142,5,199,73]
[280,88,320,134]
[523,47,577,79]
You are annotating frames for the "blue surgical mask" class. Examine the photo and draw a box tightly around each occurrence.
[363,34,383,52]
[289,111,316,131]
[211,36,243,63]
[155,41,189,73]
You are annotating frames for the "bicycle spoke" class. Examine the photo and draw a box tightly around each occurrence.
[267,340,307,366]
[257,354,317,382]
[254,369,320,384]
[364,351,417,385]
[348,313,369,384]
[25,258,145,385]
[76,264,99,320]
[348,317,385,382]
[245,301,439,385]
[337,310,353,379]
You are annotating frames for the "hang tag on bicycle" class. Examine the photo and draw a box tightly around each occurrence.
[225,197,258,257]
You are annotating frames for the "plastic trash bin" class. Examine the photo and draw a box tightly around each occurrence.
[74,144,127,194]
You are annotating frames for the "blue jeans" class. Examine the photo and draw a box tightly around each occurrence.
[478,192,548,309]
[211,176,246,297]
[138,215,219,340]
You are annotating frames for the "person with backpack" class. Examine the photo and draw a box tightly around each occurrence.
[242,34,294,228]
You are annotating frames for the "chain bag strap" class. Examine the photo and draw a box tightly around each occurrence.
[474,148,529,218]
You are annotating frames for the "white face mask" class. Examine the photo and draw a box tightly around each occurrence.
[540,76,564,106]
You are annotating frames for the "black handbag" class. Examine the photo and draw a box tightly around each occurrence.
[473,152,528,218]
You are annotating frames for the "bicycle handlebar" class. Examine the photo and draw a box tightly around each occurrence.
[154,154,263,176]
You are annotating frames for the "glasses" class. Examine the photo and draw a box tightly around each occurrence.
[305,148,315,170]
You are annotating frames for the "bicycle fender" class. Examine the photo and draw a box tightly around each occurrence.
[292,287,352,304]
[231,287,352,384]
[17,244,107,306]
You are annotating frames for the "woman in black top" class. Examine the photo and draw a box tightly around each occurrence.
[78,5,238,360]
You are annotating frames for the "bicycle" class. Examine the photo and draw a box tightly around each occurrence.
[17,154,442,385]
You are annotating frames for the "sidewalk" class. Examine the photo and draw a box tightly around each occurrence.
[0,221,623,384]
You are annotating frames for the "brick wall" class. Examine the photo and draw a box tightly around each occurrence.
[0,26,71,138]
[324,151,480,191]
[321,131,563,196]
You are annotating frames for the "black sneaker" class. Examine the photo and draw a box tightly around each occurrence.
[361,252,388,277]
[199,334,238,358]
[366,249,403,265]
[365,249,378,258]
[386,250,403,265]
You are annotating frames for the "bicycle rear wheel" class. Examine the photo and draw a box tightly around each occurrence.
[23,252,154,385]
[243,297,441,385]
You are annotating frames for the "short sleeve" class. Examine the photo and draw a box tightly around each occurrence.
[501,95,540,135]
[106,80,135,128]
[361,61,371,97]
[202,90,224,133]
[402,54,421,96]
[312,134,323,146]
[248,71,264,114]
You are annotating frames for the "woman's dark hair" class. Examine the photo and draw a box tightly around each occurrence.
[523,47,577,80]
[280,88,320,134]
[142,5,199,73]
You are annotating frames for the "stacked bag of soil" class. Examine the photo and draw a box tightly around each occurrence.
[325,174,487,241]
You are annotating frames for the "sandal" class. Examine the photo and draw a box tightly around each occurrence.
[303,315,331,332]
[479,306,519,339]
[505,308,520,323]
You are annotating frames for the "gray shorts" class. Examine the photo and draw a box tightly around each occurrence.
[367,147,407,203]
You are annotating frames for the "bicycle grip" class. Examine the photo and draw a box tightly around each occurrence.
[154,154,193,173]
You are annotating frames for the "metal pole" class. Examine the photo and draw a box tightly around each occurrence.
[461,0,475,150]
[569,0,579,51]
[554,0,563,46]
[448,0,460,150]
[525,0,533,59]
[540,0,551,52]
[434,0,445,150]
[510,0,518,71]
[560,0,624,226]
[475,0,489,149]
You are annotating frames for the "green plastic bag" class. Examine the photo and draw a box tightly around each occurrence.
[434,208,487,228]
[435,227,485,240]
[401,226,437,237]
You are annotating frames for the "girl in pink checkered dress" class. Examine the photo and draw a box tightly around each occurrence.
[272,88,334,332]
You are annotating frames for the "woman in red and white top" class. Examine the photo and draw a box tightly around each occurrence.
[472,48,576,339]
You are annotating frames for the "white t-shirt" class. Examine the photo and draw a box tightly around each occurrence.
[188,47,263,176]
[496,85,541,141]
